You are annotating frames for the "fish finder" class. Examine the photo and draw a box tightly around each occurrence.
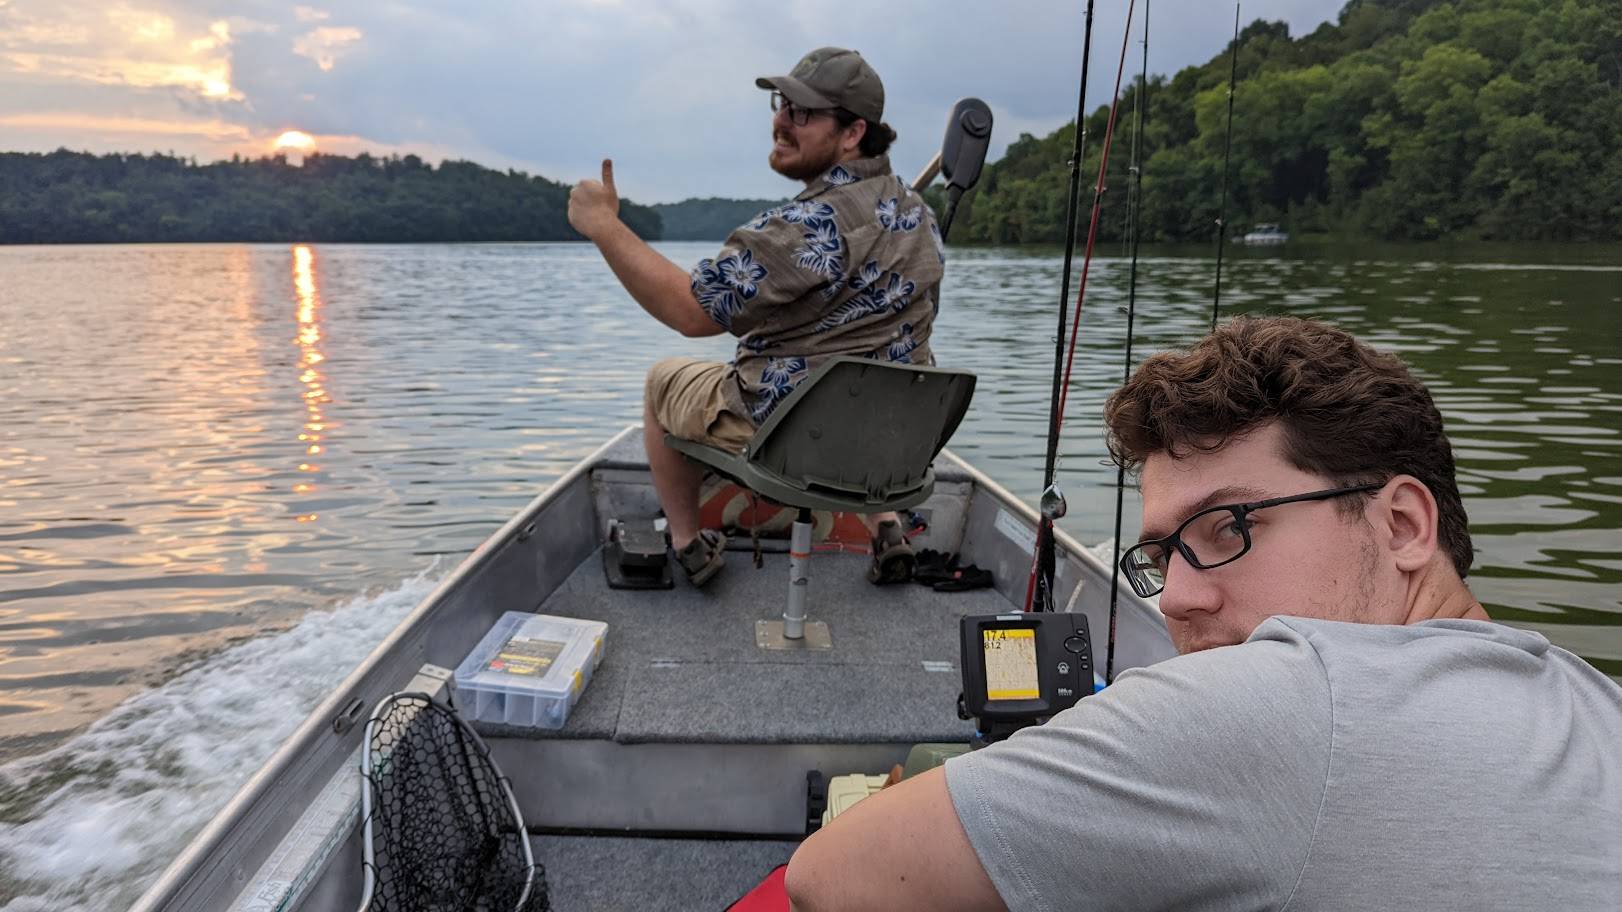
[958,612,1093,745]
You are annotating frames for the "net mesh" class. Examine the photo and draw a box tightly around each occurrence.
[361,693,549,912]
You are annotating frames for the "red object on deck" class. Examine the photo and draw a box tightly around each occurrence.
[726,864,789,911]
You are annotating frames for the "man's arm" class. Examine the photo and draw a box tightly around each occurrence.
[783,767,1005,912]
[786,633,1335,911]
[567,159,725,338]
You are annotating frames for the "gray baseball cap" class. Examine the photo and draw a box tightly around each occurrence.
[756,47,884,123]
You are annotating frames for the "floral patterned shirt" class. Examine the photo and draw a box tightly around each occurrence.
[690,155,945,425]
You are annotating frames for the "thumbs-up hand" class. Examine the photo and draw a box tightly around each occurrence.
[568,158,621,241]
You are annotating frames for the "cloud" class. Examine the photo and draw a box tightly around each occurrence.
[292,25,360,72]
[0,110,249,140]
[2,3,242,99]
[0,0,1349,201]
[106,6,176,43]
[7,49,235,97]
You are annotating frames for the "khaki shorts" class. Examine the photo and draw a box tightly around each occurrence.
[645,357,755,453]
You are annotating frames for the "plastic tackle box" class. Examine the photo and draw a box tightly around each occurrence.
[453,612,607,729]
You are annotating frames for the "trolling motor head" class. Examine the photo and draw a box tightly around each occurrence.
[941,99,992,196]
[912,97,994,240]
[937,98,993,240]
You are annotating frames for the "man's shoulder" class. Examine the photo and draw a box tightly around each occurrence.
[827,170,918,217]
[794,156,894,201]
[1100,616,1546,707]
[799,159,930,225]
[1067,629,1333,747]
[1255,615,1588,681]
[1120,620,1329,691]
[1260,616,1622,724]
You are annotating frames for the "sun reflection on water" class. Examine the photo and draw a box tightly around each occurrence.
[292,244,328,524]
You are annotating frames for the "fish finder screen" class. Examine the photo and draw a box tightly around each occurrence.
[982,628,1040,701]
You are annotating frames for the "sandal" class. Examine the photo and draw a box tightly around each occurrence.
[676,529,727,587]
[867,520,916,585]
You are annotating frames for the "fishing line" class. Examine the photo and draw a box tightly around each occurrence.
[1025,0,1139,612]
[1107,0,1150,684]
[1211,3,1240,331]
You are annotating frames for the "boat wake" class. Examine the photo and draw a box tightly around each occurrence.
[0,569,444,912]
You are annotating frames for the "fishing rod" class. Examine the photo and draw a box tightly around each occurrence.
[1106,0,1150,684]
[1211,3,1240,330]
[1026,0,1139,613]
[1028,0,1099,613]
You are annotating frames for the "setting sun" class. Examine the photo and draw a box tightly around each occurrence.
[273,130,316,154]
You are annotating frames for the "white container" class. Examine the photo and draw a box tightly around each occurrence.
[454,612,607,730]
[822,773,890,827]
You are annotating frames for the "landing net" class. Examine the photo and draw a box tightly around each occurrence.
[359,692,549,912]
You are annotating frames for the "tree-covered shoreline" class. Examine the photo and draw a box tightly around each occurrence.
[0,150,663,245]
[651,197,785,241]
[957,0,1621,244]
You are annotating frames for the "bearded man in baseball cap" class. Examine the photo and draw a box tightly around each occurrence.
[754,46,896,178]
[568,48,943,587]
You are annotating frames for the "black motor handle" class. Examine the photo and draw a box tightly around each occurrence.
[937,98,993,241]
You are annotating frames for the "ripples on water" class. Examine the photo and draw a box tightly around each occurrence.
[0,241,1618,908]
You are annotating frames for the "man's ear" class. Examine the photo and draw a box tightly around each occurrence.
[842,118,868,155]
[1379,475,1440,572]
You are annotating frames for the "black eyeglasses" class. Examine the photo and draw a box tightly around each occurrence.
[1118,483,1383,598]
[770,91,835,127]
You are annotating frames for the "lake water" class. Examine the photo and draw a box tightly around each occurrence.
[1,241,1618,909]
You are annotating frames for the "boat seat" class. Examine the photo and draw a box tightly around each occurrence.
[666,356,976,513]
[666,356,975,644]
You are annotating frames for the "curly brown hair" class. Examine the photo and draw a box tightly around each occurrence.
[1103,315,1474,576]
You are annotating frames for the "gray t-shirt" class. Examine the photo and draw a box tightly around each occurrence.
[945,617,1622,910]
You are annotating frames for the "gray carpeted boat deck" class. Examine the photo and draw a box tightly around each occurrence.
[494,549,999,910]
[475,548,1008,745]
[532,834,795,911]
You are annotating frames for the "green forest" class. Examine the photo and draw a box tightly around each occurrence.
[652,197,785,240]
[958,0,1622,243]
[0,150,663,244]
[0,149,788,244]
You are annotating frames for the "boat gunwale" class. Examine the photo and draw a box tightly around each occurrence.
[129,426,641,912]
[936,447,1166,633]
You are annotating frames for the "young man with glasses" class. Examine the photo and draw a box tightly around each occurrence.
[786,316,1621,910]
[568,47,941,588]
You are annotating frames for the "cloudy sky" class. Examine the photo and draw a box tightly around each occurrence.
[0,0,1347,203]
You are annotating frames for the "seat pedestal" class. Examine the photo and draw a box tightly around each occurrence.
[756,508,833,649]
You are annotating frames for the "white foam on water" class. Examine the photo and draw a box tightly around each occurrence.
[0,569,443,911]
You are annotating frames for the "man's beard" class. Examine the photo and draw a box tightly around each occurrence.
[770,131,841,182]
